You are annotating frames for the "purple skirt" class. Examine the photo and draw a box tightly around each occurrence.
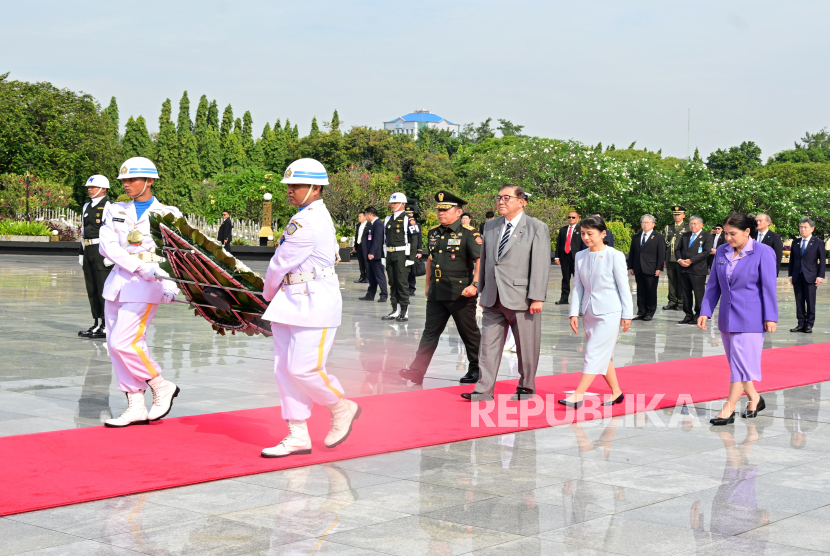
[720,331,764,382]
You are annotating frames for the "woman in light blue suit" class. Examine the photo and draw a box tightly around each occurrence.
[560,216,634,408]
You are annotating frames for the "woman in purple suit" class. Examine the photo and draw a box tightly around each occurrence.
[698,213,778,426]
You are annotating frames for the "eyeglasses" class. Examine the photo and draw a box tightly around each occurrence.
[494,195,519,202]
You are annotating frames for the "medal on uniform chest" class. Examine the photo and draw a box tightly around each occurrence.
[451,254,455,259]
[127,229,144,245]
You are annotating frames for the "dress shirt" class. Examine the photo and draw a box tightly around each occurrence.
[801,236,812,250]
[502,211,524,237]
[755,230,765,244]
[356,221,366,244]
[90,196,106,207]
[713,232,722,245]
[641,230,652,246]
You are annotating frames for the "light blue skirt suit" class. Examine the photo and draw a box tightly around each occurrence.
[569,246,634,375]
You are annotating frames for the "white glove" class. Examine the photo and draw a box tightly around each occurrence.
[78,255,84,266]
[405,260,414,267]
[161,291,176,304]
[136,264,158,281]
[103,258,114,267]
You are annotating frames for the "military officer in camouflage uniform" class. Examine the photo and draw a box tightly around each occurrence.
[78,175,114,339]
[663,205,689,311]
[399,191,482,385]
[381,192,418,322]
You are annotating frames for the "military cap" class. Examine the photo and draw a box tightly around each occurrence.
[434,190,468,210]
[671,205,686,214]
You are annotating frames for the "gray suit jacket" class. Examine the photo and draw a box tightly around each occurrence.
[479,213,551,311]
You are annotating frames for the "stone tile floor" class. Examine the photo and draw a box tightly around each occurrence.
[1,255,830,554]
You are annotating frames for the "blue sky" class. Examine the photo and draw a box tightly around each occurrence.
[3,0,828,159]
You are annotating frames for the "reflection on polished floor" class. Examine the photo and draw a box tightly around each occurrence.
[2,255,830,555]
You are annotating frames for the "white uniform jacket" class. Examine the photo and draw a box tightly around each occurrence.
[99,198,181,304]
[262,199,342,328]
[569,246,634,319]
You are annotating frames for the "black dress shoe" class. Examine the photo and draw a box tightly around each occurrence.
[741,396,766,418]
[459,371,479,384]
[90,327,107,339]
[399,368,424,385]
[678,317,694,324]
[408,289,416,296]
[804,327,813,333]
[554,300,568,305]
[643,316,653,321]
[601,393,624,406]
[378,295,388,302]
[790,326,804,332]
[512,387,535,401]
[709,412,735,426]
[632,315,645,321]
[358,294,374,301]
[557,399,583,409]
[78,324,97,338]
[662,304,677,310]
[461,392,473,400]
[354,277,365,283]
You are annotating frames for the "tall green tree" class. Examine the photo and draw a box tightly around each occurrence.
[497,118,524,137]
[200,127,223,177]
[155,98,177,182]
[242,111,253,142]
[223,131,247,169]
[330,109,341,131]
[194,95,209,136]
[176,91,192,133]
[706,141,762,179]
[274,118,282,132]
[220,104,233,142]
[122,115,153,160]
[207,100,219,130]
[693,147,701,163]
[102,96,120,139]
[261,122,271,138]
[310,116,320,136]
[292,124,299,139]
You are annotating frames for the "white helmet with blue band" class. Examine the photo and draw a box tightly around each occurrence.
[85,175,110,189]
[388,192,407,204]
[117,157,159,180]
[281,158,329,185]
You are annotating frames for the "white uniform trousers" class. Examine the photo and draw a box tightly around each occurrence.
[105,299,162,393]
[271,323,343,421]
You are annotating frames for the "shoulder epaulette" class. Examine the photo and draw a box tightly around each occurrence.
[462,224,476,231]
[429,225,440,231]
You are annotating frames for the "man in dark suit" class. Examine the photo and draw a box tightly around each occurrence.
[675,216,713,324]
[358,207,388,302]
[553,211,585,304]
[352,211,369,283]
[708,225,725,271]
[754,213,784,276]
[591,212,614,247]
[479,211,494,235]
[788,217,826,333]
[217,211,233,251]
[627,214,665,321]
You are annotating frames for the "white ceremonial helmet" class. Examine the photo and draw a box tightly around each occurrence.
[388,192,407,204]
[117,157,159,180]
[85,175,110,189]
[281,158,329,185]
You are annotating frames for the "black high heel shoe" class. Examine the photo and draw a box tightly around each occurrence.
[741,396,766,419]
[709,412,735,426]
[558,399,583,409]
[601,393,625,406]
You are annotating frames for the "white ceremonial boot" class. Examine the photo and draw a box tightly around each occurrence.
[262,420,312,458]
[105,392,149,428]
[325,399,362,448]
[147,376,180,421]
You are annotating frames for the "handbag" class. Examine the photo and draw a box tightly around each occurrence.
[413,257,427,277]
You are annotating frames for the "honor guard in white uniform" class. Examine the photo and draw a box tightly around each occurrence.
[77,175,114,339]
[99,157,182,428]
[260,158,361,458]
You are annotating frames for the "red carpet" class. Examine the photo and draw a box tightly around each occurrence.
[2,342,830,516]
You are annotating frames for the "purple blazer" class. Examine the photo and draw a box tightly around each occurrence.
[701,239,778,332]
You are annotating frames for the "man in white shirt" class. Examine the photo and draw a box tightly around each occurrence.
[260,158,360,458]
[754,214,784,275]
[553,211,584,304]
[352,211,368,283]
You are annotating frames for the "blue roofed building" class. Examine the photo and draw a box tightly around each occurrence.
[383,109,460,139]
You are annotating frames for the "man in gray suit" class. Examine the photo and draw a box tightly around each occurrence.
[462,184,551,401]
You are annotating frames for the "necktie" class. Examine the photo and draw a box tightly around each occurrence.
[565,226,573,254]
[758,232,763,244]
[499,222,513,258]
[641,233,647,248]
[689,233,697,247]
[801,239,807,255]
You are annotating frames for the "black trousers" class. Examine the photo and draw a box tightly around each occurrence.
[82,245,113,320]
[365,257,388,297]
[409,296,481,378]
[355,244,366,278]
[386,250,411,306]
[409,265,417,293]
[680,272,706,318]
[794,272,817,327]
[665,261,681,305]
[634,271,659,317]
[558,252,575,301]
